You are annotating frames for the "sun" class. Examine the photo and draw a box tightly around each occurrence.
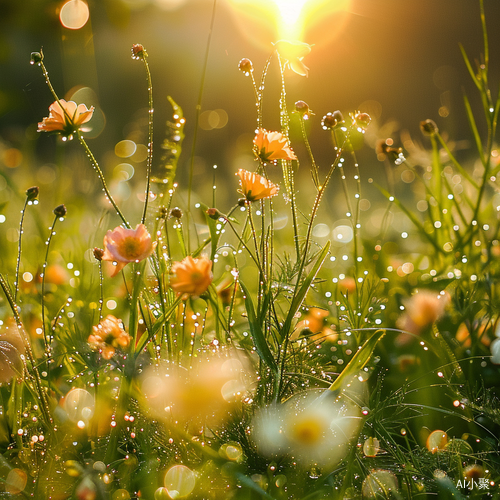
[227,0,351,50]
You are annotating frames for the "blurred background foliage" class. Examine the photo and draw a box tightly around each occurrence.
[1,0,500,315]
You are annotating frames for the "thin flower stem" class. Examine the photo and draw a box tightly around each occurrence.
[14,198,29,303]
[0,273,53,429]
[141,55,154,225]
[299,117,320,188]
[39,61,73,126]
[276,54,301,261]
[250,72,259,123]
[247,205,263,277]
[98,260,104,321]
[187,0,218,252]
[225,218,264,276]
[41,214,59,356]
[256,55,273,130]
[78,132,130,228]
[350,150,362,309]
[294,138,349,294]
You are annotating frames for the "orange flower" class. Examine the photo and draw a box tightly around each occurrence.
[274,40,312,77]
[396,290,449,344]
[88,315,131,360]
[101,224,155,277]
[0,319,26,383]
[253,129,297,163]
[170,256,213,298]
[38,99,94,140]
[237,169,279,202]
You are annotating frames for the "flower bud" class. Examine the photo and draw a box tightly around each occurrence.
[170,207,183,219]
[295,100,313,119]
[93,248,104,261]
[352,111,371,132]
[26,186,39,202]
[420,119,438,136]
[206,208,220,220]
[30,51,43,66]
[131,44,146,60]
[158,206,168,219]
[321,111,344,130]
[238,58,253,75]
[376,140,404,163]
[238,198,247,207]
[53,204,67,218]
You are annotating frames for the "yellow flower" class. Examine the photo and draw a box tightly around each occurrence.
[236,169,279,202]
[88,315,131,360]
[101,224,155,277]
[274,40,312,77]
[38,99,94,140]
[253,129,297,163]
[170,256,213,298]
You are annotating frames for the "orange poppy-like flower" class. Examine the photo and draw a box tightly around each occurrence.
[273,40,312,77]
[38,99,94,140]
[236,169,279,202]
[253,129,297,163]
[170,256,213,298]
[88,315,131,360]
[101,224,155,277]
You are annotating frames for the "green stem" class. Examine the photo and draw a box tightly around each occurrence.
[0,274,53,430]
[103,375,132,464]
[141,55,154,225]
[14,198,29,303]
[78,132,130,228]
[299,117,319,188]
[187,0,218,252]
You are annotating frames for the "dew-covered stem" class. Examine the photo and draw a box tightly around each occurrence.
[78,132,130,228]
[140,53,154,225]
[187,0,218,252]
[14,198,29,303]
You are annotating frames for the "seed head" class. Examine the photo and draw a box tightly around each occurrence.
[53,204,67,218]
[170,207,183,219]
[30,51,43,66]
[238,58,253,75]
[420,119,439,136]
[26,186,39,202]
[321,111,344,130]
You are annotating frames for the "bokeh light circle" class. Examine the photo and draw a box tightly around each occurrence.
[164,465,196,498]
[63,388,95,421]
[60,0,90,29]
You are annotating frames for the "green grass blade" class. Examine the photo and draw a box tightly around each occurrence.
[459,44,481,92]
[240,280,278,374]
[463,93,484,163]
[278,241,330,343]
[376,185,443,255]
[327,329,385,393]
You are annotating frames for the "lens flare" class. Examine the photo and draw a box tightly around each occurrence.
[227,0,351,50]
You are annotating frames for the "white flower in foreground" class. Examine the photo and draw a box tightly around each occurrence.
[251,388,363,468]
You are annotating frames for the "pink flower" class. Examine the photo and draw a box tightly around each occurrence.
[101,224,155,277]
[38,99,94,140]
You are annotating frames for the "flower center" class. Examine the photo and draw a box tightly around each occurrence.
[120,237,142,259]
[290,417,323,445]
